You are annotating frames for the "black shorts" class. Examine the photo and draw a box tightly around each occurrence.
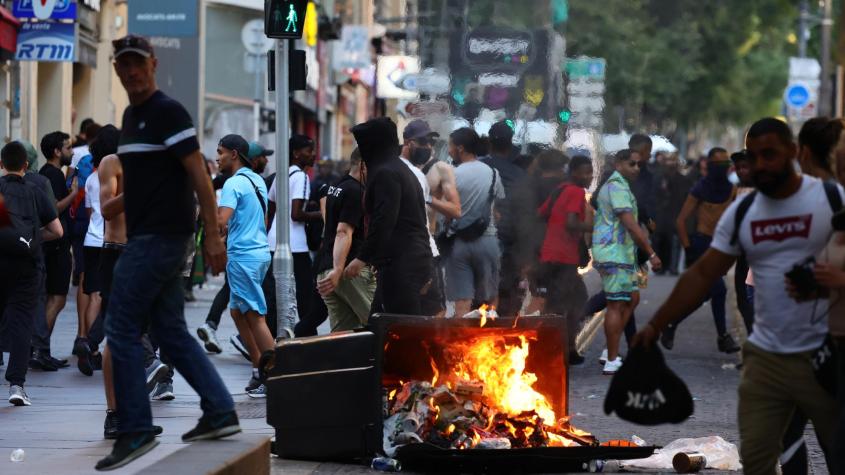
[529,262,587,315]
[82,246,102,295]
[419,256,446,316]
[43,239,72,296]
[98,243,125,299]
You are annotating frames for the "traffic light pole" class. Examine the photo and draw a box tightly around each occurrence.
[273,38,298,338]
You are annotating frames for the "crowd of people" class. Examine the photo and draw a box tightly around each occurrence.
[1,32,845,475]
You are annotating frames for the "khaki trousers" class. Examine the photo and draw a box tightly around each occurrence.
[738,342,837,475]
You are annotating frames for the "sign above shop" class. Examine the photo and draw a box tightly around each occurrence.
[13,0,77,20]
[15,22,76,62]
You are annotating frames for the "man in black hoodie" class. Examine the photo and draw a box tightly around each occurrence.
[343,118,433,315]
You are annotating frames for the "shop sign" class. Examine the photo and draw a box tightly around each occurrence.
[15,22,76,62]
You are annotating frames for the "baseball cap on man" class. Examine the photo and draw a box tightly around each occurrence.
[219,134,251,165]
[604,346,694,425]
[403,119,439,141]
[248,141,274,159]
[112,35,154,59]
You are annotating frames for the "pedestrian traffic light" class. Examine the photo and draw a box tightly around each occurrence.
[558,109,572,123]
[265,0,308,39]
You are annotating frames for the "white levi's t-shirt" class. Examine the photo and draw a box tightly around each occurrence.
[711,175,843,354]
[268,165,310,253]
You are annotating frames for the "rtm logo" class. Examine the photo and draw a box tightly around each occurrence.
[18,43,73,61]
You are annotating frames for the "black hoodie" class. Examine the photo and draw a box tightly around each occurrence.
[351,118,431,266]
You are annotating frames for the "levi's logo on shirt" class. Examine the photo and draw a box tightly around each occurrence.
[751,215,813,244]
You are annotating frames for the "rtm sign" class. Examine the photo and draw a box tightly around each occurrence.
[15,23,77,62]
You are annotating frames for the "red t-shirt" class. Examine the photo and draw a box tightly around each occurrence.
[538,183,586,265]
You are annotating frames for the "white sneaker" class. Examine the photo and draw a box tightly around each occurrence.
[598,349,609,365]
[197,323,222,354]
[9,385,31,406]
[246,384,267,399]
[602,357,623,375]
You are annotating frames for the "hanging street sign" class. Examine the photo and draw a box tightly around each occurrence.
[13,0,77,20]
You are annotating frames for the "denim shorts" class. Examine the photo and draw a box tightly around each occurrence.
[227,258,270,315]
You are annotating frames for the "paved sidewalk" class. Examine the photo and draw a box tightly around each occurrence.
[0,277,278,475]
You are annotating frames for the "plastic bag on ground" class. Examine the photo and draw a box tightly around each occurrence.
[620,436,741,471]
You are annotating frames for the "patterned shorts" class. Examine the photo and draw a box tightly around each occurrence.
[594,262,637,301]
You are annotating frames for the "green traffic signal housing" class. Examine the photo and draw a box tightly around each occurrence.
[265,0,308,40]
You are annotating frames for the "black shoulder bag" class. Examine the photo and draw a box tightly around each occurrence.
[454,162,497,242]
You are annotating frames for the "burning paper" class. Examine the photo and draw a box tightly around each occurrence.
[384,334,596,453]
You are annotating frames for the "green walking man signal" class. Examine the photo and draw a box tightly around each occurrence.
[265,0,308,39]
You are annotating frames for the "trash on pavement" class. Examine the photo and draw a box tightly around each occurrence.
[620,436,741,471]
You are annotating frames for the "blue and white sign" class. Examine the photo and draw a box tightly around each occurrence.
[15,22,76,62]
[13,0,77,20]
[785,83,811,108]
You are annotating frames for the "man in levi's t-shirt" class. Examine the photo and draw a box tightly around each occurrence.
[633,118,841,475]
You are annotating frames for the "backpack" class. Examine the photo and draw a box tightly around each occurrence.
[0,176,40,258]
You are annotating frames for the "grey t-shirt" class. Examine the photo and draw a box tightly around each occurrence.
[451,159,506,236]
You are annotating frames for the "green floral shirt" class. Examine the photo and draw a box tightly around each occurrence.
[592,171,637,268]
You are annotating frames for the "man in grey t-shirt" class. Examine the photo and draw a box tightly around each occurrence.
[445,128,505,318]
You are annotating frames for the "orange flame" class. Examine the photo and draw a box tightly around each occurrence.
[446,335,558,425]
[430,357,440,385]
[479,304,489,327]
[388,389,397,400]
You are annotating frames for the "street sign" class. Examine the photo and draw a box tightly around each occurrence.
[398,68,450,95]
[15,22,76,62]
[242,19,274,55]
[565,57,606,80]
[784,84,811,108]
[13,0,77,20]
[264,0,307,40]
[333,25,370,71]
[377,55,419,100]
[462,27,534,73]
[128,0,198,38]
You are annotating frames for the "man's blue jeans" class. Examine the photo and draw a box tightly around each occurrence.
[106,234,234,433]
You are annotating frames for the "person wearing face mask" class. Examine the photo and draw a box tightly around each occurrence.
[661,147,740,354]
[400,120,458,318]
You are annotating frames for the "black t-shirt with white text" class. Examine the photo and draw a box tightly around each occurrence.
[316,175,364,274]
[118,90,200,237]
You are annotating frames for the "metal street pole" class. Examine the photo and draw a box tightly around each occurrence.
[273,38,298,338]
[799,0,809,58]
[253,53,262,141]
[819,0,834,116]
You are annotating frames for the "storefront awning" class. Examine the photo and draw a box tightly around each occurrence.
[0,6,20,60]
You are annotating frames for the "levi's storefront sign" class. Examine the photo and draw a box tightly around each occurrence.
[15,22,76,62]
[13,0,77,20]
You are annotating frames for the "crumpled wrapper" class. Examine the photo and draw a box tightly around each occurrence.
[621,436,742,471]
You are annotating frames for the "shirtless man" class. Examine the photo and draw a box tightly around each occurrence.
[98,154,167,439]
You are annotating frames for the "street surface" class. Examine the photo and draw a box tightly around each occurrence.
[0,273,825,473]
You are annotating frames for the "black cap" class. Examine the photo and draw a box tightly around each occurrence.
[290,134,314,152]
[219,134,251,164]
[489,120,515,142]
[604,346,694,425]
[112,34,154,59]
[403,119,439,141]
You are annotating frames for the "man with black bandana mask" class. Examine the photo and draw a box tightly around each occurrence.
[344,117,433,315]
[400,120,453,317]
